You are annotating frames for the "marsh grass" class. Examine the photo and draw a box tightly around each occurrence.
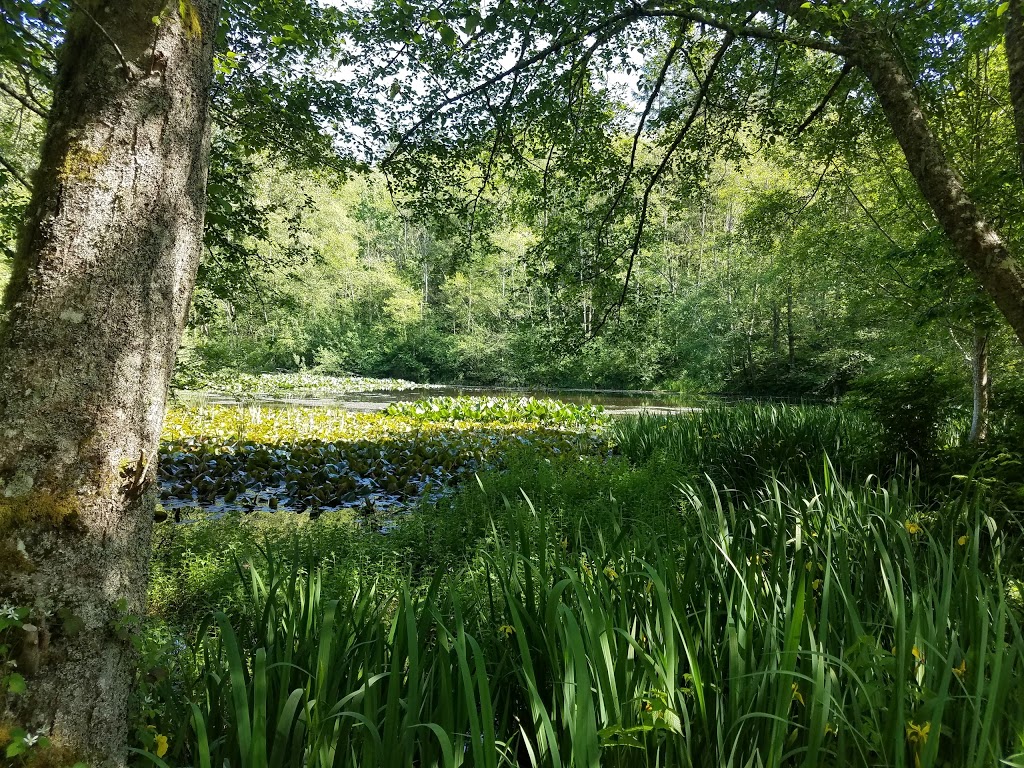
[144,466,1024,767]
[612,405,888,491]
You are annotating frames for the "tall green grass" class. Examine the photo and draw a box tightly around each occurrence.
[146,471,1024,767]
[613,405,887,490]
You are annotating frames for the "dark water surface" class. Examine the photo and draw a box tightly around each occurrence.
[174,384,699,414]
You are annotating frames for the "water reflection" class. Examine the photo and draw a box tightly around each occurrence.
[173,385,698,413]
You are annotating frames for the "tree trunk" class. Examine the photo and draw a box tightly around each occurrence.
[0,2,219,766]
[771,303,780,360]
[840,26,1024,345]
[969,327,990,443]
[786,283,795,369]
[1004,0,1024,182]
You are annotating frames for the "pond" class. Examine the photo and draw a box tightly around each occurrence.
[172,384,698,415]
[157,394,618,523]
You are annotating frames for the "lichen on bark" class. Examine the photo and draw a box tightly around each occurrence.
[0,0,222,764]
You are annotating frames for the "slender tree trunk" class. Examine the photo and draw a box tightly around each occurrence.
[0,2,219,765]
[969,327,990,443]
[1004,0,1024,182]
[787,283,795,369]
[840,26,1024,345]
[771,303,780,360]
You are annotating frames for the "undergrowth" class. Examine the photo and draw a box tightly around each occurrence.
[136,405,1024,767]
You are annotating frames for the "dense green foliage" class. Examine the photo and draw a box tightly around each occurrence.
[131,404,1024,767]
[4,2,1024,419]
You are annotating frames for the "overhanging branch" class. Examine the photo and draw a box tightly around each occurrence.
[0,151,33,192]
[0,79,49,119]
[590,30,737,339]
[794,61,853,135]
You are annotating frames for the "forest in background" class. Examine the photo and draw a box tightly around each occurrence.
[9,77,1024,455]
[3,3,1024,446]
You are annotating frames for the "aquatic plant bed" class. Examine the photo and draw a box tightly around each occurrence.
[157,397,609,518]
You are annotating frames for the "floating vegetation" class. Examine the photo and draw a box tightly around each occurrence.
[158,399,608,519]
[171,370,432,397]
[384,395,607,429]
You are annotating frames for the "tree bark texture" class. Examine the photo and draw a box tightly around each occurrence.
[0,1,219,765]
[839,25,1024,346]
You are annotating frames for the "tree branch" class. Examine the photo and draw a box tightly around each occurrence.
[0,79,49,119]
[642,5,847,56]
[381,1,660,167]
[0,151,33,192]
[839,172,903,249]
[793,61,853,135]
[596,34,685,251]
[591,30,737,338]
[67,0,134,80]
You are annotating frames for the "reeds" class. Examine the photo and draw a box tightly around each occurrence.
[155,466,1024,767]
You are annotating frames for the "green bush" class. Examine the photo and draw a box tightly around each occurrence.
[848,358,960,462]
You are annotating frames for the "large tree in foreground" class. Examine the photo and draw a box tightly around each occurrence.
[0,1,219,764]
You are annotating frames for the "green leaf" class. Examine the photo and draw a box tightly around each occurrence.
[5,730,27,758]
[6,743,26,758]
[998,2,1011,16]
[6,672,26,694]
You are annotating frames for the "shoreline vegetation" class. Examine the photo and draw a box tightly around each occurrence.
[107,377,1024,767]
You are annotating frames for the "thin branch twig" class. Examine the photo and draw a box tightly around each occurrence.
[590,30,737,339]
[0,79,49,119]
[67,0,134,79]
[0,151,33,191]
[794,61,853,135]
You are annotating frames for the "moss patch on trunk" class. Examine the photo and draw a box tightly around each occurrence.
[0,491,80,534]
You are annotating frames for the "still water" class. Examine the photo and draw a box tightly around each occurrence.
[175,384,699,414]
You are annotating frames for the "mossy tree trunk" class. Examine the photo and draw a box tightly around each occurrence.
[1004,0,1024,182]
[0,1,219,765]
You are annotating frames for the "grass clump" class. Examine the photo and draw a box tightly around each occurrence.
[613,404,888,490]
